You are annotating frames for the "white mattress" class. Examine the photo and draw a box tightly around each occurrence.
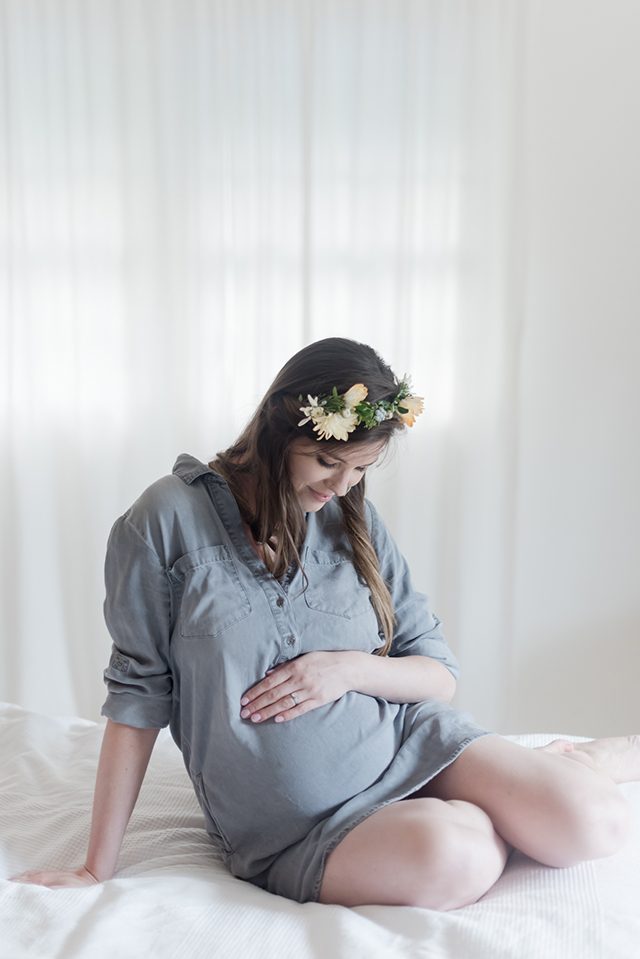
[1,701,638,959]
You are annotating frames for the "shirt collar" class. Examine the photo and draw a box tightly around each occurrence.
[172,453,220,486]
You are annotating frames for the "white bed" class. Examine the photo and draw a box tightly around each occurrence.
[1,702,638,959]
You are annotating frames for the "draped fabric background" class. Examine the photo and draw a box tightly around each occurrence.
[1,1,638,734]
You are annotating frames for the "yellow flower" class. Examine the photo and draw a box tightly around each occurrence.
[313,410,359,441]
[397,394,425,427]
[342,383,368,411]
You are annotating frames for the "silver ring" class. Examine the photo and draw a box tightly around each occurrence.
[290,692,299,706]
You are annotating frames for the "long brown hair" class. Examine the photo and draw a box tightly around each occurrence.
[209,337,410,655]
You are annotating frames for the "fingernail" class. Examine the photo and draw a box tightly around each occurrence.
[240,697,249,705]
[240,709,250,718]
[251,714,262,722]
[275,715,284,723]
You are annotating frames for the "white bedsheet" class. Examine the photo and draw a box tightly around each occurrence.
[1,702,638,959]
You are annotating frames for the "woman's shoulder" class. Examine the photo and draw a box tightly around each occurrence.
[110,454,221,562]
[127,473,192,523]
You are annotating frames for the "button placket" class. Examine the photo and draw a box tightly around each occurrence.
[268,583,297,652]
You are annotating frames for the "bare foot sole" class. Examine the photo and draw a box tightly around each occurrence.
[540,735,640,784]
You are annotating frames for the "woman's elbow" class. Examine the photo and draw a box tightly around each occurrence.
[437,664,457,703]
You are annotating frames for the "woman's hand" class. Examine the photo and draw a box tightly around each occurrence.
[9,865,101,888]
[240,651,354,723]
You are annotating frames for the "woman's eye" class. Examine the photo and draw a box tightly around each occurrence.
[317,456,367,475]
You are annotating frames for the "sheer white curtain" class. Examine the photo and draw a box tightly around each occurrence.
[1,1,596,732]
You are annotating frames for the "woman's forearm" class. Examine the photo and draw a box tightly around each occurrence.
[344,651,457,704]
[84,719,160,880]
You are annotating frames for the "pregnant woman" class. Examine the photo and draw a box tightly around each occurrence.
[11,337,639,908]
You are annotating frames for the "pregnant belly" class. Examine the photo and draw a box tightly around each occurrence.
[203,692,403,853]
[252,692,401,811]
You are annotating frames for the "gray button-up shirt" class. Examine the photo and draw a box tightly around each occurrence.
[101,453,483,902]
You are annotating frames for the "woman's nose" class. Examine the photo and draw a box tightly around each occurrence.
[329,473,352,497]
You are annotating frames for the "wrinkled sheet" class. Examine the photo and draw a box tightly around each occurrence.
[1,702,638,959]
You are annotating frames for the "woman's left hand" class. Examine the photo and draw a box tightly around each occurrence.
[240,651,353,723]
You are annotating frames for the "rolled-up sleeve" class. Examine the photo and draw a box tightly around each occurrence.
[101,513,173,728]
[366,500,460,680]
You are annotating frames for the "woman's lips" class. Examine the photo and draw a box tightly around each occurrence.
[310,488,333,502]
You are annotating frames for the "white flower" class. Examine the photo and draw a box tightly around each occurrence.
[298,395,325,427]
[397,394,425,427]
[312,409,359,441]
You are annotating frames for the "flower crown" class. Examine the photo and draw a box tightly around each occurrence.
[297,378,425,442]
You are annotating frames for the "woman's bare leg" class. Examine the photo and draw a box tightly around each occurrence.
[421,734,635,867]
[318,734,636,909]
[318,796,509,909]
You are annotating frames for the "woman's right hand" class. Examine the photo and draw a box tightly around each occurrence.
[9,865,101,888]
[9,720,159,892]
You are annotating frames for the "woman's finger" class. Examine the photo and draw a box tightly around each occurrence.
[241,668,293,706]
[241,682,296,714]
[241,684,303,722]
[248,693,307,724]
[274,697,316,723]
[9,867,98,887]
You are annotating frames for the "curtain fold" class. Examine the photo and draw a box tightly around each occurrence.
[0,1,537,731]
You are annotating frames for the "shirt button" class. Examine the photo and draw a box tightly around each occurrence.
[285,635,296,646]
[276,596,285,607]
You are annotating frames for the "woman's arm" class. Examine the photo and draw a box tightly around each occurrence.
[342,650,457,704]
[240,649,457,724]
[10,718,159,887]
[85,719,160,879]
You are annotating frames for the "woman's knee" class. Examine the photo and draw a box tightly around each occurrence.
[318,798,507,910]
[402,801,508,910]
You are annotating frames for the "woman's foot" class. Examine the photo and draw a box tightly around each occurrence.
[540,735,640,784]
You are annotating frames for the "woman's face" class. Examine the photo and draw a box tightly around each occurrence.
[287,438,385,511]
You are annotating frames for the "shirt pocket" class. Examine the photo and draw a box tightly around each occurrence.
[302,547,372,617]
[299,547,383,652]
[169,545,251,638]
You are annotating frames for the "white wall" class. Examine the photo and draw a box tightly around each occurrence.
[508,0,640,734]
